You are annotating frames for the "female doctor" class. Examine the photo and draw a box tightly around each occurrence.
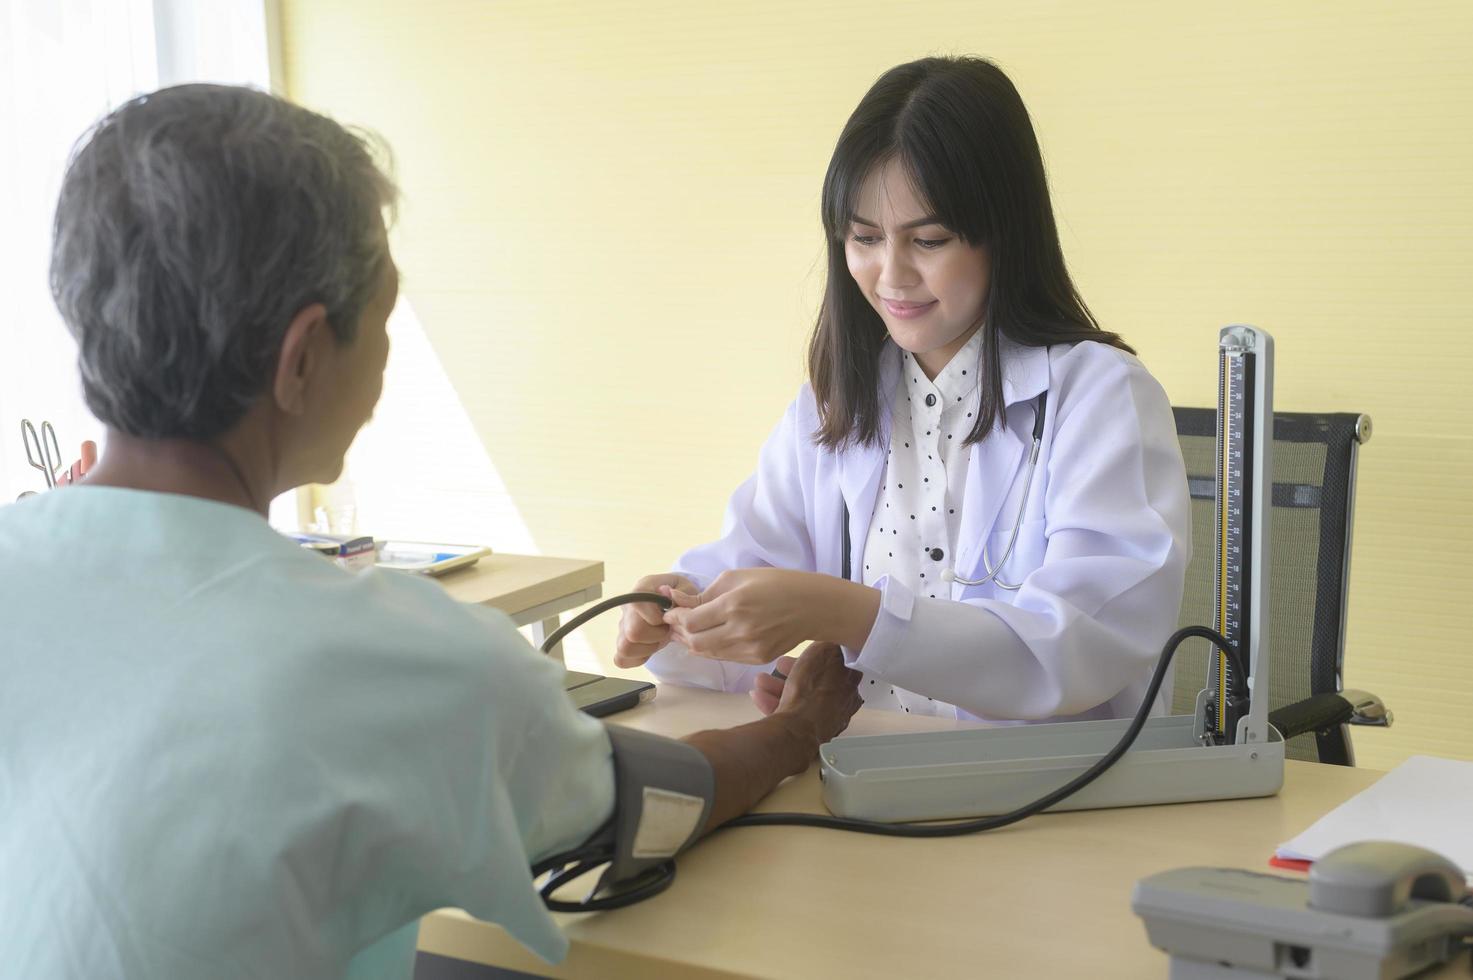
[616,56,1192,723]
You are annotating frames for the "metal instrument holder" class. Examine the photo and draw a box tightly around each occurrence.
[817,326,1285,822]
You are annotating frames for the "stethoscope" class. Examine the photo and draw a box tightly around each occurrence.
[843,392,1047,592]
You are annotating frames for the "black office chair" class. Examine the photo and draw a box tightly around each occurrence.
[1169,408,1389,765]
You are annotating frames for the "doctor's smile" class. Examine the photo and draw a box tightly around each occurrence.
[880,297,938,319]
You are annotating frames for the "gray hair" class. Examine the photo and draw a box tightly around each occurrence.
[50,83,398,440]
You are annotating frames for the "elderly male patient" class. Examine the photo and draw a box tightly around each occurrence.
[0,84,862,979]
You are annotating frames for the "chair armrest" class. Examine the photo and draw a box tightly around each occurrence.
[1269,690,1393,741]
[1340,688,1393,727]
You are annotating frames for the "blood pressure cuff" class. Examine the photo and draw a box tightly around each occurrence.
[595,725,714,886]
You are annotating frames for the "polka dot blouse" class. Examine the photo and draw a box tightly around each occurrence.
[858,329,984,718]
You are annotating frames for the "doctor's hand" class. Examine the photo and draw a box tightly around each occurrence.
[614,573,699,668]
[769,642,863,741]
[661,568,821,666]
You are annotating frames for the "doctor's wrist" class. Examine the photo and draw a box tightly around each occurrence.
[808,574,880,651]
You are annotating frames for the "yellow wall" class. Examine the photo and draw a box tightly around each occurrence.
[279,1,1473,770]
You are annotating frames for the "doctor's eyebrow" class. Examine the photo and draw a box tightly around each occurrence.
[848,213,946,230]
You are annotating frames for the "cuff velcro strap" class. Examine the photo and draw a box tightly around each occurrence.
[602,725,715,885]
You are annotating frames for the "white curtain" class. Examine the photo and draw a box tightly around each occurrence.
[0,0,276,505]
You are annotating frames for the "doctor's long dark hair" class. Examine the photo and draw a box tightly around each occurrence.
[807,57,1132,450]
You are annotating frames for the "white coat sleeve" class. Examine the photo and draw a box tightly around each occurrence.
[645,394,819,693]
[851,350,1191,721]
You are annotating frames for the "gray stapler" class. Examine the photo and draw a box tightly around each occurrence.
[1132,841,1473,979]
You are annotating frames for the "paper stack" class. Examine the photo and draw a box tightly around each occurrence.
[1275,754,1473,881]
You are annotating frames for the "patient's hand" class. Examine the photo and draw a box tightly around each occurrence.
[769,642,862,742]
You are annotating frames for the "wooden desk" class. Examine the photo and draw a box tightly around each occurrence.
[435,553,603,660]
[418,688,1469,979]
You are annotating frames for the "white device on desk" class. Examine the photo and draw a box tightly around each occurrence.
[375,541,492,576]
[1132,841,1473,980]
[816,325,1285,821]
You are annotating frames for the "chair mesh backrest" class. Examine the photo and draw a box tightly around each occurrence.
[1169,409,1363,764]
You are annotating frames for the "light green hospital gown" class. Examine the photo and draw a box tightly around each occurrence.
[0,487,615,979]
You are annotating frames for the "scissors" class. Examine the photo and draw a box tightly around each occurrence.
[21,418,64,490]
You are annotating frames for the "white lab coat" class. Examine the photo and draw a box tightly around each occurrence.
[647,337,1191,724]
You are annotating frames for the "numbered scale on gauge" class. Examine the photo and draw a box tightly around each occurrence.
[1200,326,1273,746]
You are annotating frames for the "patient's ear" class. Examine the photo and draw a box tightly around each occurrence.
[273,303,330,415]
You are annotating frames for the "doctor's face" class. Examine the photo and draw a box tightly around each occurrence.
[844,158,991,379]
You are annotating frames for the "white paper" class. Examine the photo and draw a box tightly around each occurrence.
[1276,755,1473,875]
